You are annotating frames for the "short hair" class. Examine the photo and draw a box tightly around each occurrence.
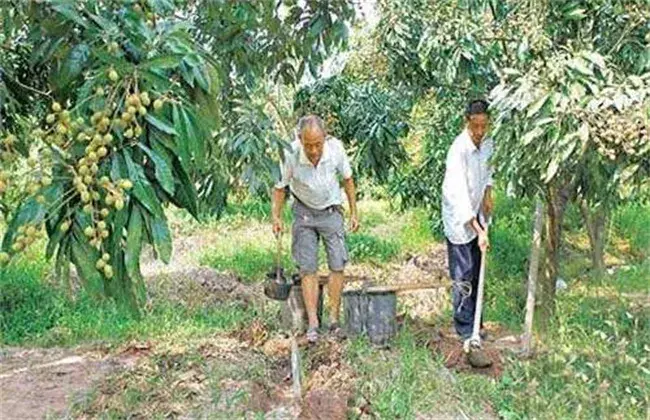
[297,115,325,138]
[465,99,489,117]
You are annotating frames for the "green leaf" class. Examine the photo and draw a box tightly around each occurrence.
[527,94,549,118]
[172,104,191,166]
[140,54,184,70]
[138,144,175,195]
[54,239,71,287]
[53,43,90,90]
[583,52,606,69]
[86,11,118,32]
[578,122,589,144]
[564,8,586,20]
[183,107,206,165]
[521,127,544,146]
[568,58,593,76]
[180,62,195,87]
[544,158,560,183]
[46,211,69,260]
[70,232,104,296]
[123,150,163,216]
[125,205,144,280]
[52,3,89,28]
[171,157,199,219]
[146,114,177,135]
[193,65,210,93]
[149,212,172,264]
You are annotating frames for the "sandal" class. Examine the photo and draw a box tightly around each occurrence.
[306,327,319,344]
[329,322,346,340]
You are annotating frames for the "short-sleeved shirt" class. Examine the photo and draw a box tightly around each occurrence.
[275,137,353,210]
[441,130,494,245]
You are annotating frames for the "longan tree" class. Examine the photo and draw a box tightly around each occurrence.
[0,0,353,311]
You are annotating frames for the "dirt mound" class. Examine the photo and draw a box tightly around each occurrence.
[408,318,518,378]
[429,336,504,378]
[300,388,349,420]
[300,338,355,420]
[147,267,263,306]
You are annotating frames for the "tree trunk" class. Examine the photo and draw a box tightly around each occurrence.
[579,200,607,276]
[537,184,571,329]
[523,200,544,356]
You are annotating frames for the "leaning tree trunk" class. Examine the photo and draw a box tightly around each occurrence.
[579,200,608,276]
[538,184,572,330]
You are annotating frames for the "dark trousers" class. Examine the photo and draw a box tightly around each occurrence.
[446,236,483,339]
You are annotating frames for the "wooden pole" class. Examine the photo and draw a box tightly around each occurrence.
[290,335,301,400]
[523,200,544,356]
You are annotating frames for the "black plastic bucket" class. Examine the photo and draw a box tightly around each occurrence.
[343,290,397,345]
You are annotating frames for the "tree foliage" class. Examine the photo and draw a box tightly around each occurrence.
[0,0,354,310]
[363,0,649,321]
[294,76,410,182]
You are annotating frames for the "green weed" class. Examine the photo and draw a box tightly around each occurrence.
[614,202,650,259]
[346,232,401,263]
[1,254,257,346]
[201,244,293,282]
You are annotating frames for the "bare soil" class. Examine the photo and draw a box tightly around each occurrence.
[0,347,139,420]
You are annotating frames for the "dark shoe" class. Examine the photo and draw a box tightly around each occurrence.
[329,322,346,340]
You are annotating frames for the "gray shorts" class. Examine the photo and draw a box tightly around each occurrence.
[292,200,348,275]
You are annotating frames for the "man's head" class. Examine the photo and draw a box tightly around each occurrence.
[298,115,326,165]
[465,99,490,146]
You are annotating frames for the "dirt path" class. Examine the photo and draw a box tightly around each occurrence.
[0,228,224,420]
[0,348,137,420]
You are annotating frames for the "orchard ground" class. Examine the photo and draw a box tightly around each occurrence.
[1,193,648,419]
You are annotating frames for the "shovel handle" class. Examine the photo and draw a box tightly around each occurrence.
[470,226,488,345]
[274,232,282,279]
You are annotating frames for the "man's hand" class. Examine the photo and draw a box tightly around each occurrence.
[482,187,494,217]
[349,212,359,233]
[478,230,490,253]
[272,217,283,235]
[272,187,286,236]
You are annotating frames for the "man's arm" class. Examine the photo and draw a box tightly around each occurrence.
[342,177,359,232]
[482,138,495,218]
[272,187,287,234]
[482,185,493,217]
[445,143,489,252]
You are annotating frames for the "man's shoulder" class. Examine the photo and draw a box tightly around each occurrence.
[281,140,301,166]
[326,136,345,149]
[449,133,467,154]
[326,136,347,157]
[289,139,301,151]
[482,136,494,154]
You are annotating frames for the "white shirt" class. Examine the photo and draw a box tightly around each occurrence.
[276,137,353,210]
[442,129,494,245]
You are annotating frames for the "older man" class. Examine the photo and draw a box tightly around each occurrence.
[272,115,359,343]
[442,99,494,341]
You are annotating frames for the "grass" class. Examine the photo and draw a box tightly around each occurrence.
[199,199,435,280]
[1,253,261,347]
[613,202,650,260]
[490,290,649,419]
[3,194,650,419]
[201,245,294,283]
